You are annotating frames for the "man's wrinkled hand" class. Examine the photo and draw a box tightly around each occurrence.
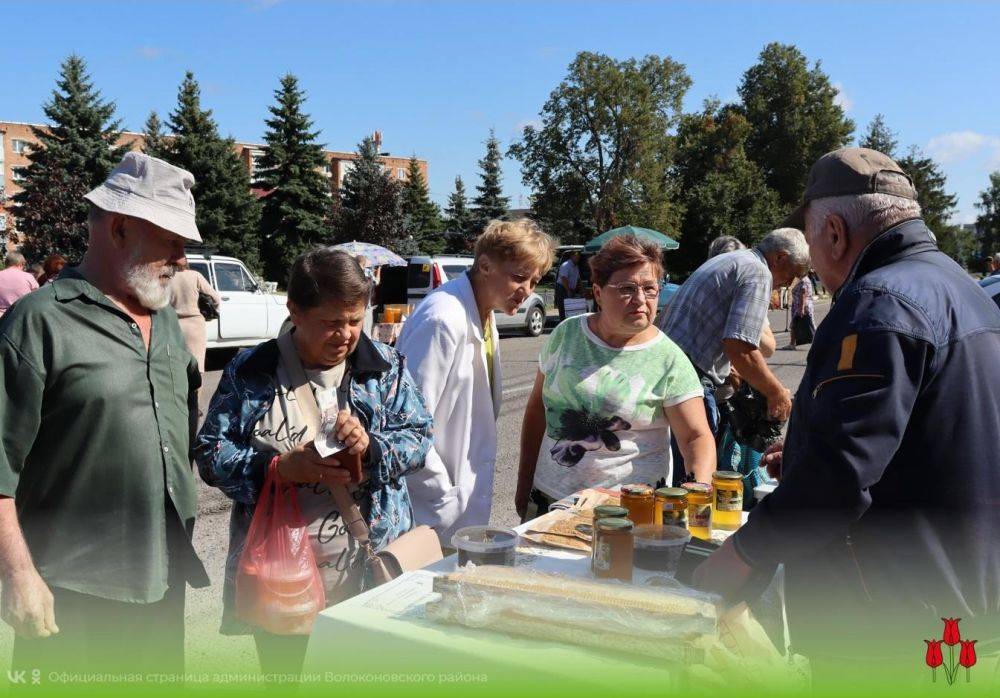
[1,569,58,639]
[766,387,792,422]
[762,440,784,480]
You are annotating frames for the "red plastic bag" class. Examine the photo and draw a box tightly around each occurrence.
[235,459,326,635]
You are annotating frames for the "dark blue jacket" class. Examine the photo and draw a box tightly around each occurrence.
[734,219,1000,658]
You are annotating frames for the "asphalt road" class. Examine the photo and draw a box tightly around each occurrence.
[0,301,829,678]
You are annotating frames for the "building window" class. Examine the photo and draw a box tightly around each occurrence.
[397,167,407,180]
[11,139,29,155]
[11,167,27,183]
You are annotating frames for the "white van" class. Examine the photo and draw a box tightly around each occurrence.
[186,251,289,349]
[406,255,548,336]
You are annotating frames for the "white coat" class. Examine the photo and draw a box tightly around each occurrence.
[395,272,502,545]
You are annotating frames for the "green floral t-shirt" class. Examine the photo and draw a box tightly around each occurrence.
[533,315,703,500]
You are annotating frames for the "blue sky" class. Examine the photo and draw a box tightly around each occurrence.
[4,0,999,224]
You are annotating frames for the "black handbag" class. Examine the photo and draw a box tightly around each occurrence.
[791,314,815,345]
[198,291,220,321]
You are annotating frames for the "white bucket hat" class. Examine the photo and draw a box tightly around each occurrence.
[84,152,202,242]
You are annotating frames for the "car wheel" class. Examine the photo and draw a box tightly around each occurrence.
[525,305,545,336]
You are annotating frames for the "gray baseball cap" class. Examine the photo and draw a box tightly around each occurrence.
[785,147,917,229]
[84,152,201,242]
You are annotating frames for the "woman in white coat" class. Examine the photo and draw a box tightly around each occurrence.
[396,220,555,545]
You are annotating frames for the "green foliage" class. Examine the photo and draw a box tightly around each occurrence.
[334,136,407,250]
[13,55,127,262]
[895,146,970,266]
[510,52,690,243]
[672,101,784,273]
[141,110,170,159]
[739,42,854,205]
[400,156,444,255]
[443,176,474,253]
[256,74,333,282]
[858,114,898,158]
[471,129,510,235]
[160,72,262,271]
[976,171,1000,260]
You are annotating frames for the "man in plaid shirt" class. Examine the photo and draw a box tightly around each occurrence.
[661,228,809,429]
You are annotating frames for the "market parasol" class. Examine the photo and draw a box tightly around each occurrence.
[583,225,680,252]
[330,241,407,267]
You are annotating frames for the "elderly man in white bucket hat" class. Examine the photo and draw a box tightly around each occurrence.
[0,152,210,678]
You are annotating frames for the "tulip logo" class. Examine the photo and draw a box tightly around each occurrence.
[925,618,976,685]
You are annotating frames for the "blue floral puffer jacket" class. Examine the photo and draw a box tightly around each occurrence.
[195,332,432,634]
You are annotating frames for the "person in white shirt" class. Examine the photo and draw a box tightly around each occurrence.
[396,219,555,545]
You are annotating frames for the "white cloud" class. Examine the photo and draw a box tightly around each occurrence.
[136,46,164,60]
[832,82,853,113]
[926,131,1000,166]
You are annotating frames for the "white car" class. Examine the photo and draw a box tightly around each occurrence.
[406,255,548,336]
[186,252,289,349]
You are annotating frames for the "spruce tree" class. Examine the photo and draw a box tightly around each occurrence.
[141,110,170,159]
[859,114,899,158]
[256,74,333,281]
[897,146,972,267]
[443,176,474,252]
[471,129,510,234]
[976,172,1000,260]
[162,72,262,271]
[13,55,127,262]
[400,156,444,254]
[334,136,407,250]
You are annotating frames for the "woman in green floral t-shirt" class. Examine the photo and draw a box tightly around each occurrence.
[515,235,717,519]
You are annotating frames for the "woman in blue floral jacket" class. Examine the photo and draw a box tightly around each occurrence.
[195,248,432,674]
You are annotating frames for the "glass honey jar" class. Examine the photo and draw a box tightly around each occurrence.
[619,484,655,525]
[591,517,634,582]
[681,482,713,540]
[712,471,744,530]
[593,505,629,521]
[654,487,688,528]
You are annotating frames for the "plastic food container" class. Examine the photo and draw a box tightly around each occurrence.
[451,526,518,567]
[632,525,691,576]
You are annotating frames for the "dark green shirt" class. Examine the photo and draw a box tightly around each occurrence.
[0,269,209,602]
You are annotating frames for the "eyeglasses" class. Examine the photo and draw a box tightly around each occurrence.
[604,282,660,300]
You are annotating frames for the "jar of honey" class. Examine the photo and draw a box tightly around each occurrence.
[593,505,629,521]
[654,487,688,528]
[681,482,713,540]
[619,484,655,525]
[591,517,634,582]
[712,471,744,530]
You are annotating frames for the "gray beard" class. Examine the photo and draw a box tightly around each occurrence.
[125,258,174,310]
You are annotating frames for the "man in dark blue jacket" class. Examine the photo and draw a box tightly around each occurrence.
[695,148,1000,683]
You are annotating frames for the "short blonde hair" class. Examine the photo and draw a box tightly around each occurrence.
[473,219,555,275]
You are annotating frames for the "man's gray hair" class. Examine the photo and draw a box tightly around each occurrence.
[707,235,746,258]
[757,227,810,268]
[4,252,26,268]
[806,193,922,238]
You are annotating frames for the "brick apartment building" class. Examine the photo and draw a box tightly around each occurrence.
[0,121,426,252]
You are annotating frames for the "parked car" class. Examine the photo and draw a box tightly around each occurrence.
[186,251,289,349]
[405,255,548,336]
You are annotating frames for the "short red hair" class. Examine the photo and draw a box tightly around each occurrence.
[588,234,663,286]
